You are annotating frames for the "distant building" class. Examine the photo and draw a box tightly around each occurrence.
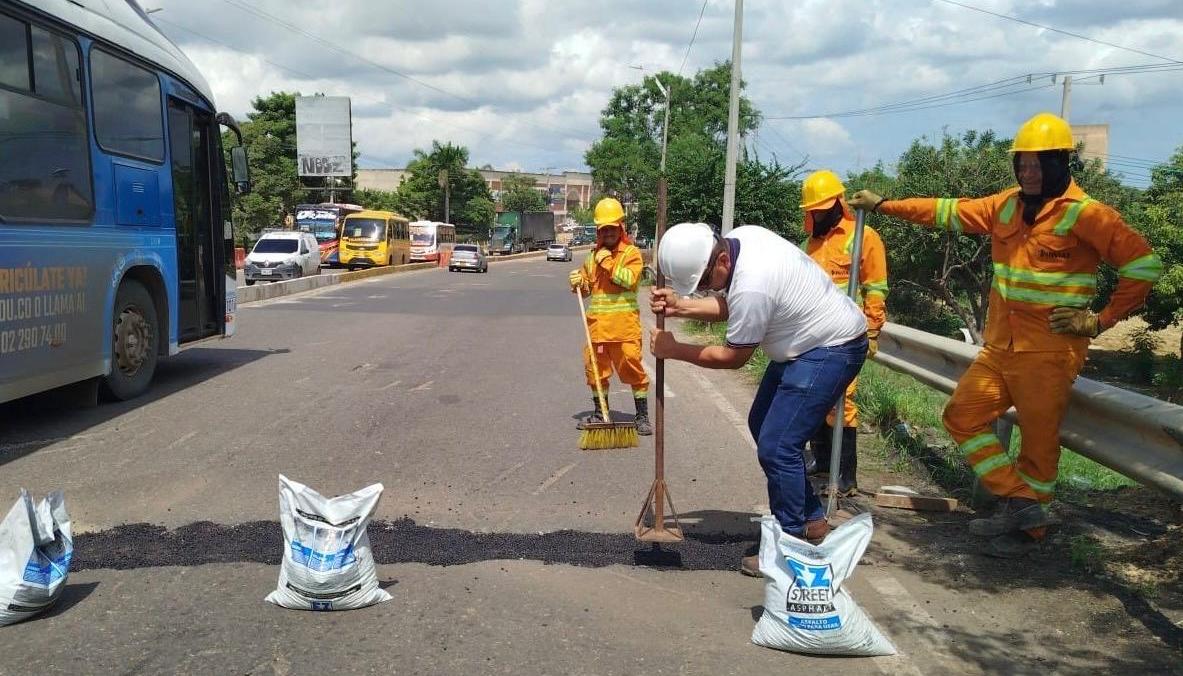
[1072,124,1108,169]
[356,167,596,227]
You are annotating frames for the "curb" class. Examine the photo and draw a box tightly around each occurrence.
[237,262,436,304]
[487,245,594,264]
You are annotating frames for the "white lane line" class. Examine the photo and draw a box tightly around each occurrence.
[864,572,953,675]
[166,431,198,450]
[295,376,311,384]
[479,460,527,492]
[532,461,579,495]
[330,302,356,308]
[377,380,403,391]
[410,380,434,392]
[684,367,755,450]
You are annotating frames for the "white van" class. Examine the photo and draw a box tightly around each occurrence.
[245,231,321,284]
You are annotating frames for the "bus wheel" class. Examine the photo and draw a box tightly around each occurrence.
[101,279,158,401]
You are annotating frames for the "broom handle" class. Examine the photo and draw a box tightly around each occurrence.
[826,208,868,517]
[576,290,611,418]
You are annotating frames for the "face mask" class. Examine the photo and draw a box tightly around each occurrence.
[1013,151,1071,225]
[809,201,845,237]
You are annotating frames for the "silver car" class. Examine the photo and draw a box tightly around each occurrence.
[547,243,573,262]
[449,243,488,273]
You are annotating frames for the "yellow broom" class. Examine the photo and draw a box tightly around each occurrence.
[576,291,639,450]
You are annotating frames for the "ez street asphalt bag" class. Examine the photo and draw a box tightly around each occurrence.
[751,512,895,656]
[266,475,391,611]
[0,490,73,626]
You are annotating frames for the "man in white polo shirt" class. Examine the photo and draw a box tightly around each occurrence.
[650,223,868,573]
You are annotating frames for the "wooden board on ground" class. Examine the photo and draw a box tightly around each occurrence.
[874,492,958,512]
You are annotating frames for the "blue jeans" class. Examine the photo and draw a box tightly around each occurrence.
[747,336,867,536]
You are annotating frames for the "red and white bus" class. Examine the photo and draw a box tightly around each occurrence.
[408,221,456,263]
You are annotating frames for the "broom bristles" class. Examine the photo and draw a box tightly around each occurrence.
[579,424,639,450]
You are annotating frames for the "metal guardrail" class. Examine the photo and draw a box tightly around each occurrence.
[876,322,1183,499]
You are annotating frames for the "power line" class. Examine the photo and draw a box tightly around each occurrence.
[155,17,317,80]
[764,62,1183,120]
[678,0,709,76]
[932,0,1183,65]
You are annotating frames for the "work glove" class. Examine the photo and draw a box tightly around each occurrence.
[866,330,880,359]
[568,269,584,291]
[848,190,885,212]
[594,248,613,266]
[1048,307,1100,337]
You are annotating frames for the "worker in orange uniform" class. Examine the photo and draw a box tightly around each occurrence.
[569,197,652,435]
[849,113,1162,557]
[800,170,889,496]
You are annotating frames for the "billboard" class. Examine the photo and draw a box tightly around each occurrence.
[296,96,352,177]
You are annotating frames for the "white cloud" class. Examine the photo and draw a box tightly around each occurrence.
[151,0,1183,183]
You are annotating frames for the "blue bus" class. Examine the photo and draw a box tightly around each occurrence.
[0,0,250,404]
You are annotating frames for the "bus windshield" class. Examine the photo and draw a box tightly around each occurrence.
[343,219,386,240]
[410,229,435,245]
[296,209,340,243]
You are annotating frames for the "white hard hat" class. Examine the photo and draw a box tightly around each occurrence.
[658,222,718,296]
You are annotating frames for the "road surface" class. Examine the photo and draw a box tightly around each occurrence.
[1,257,1178,674]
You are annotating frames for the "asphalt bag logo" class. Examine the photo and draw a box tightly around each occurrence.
[785,557,841,630]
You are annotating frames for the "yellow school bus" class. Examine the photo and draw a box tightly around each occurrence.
[338,210,411,269]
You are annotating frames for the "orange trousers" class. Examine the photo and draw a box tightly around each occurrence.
[826,377,859,428]
[584,339,649,397]
[943,344,1086,503]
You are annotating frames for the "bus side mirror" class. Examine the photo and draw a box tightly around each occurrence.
[231,146,251,195]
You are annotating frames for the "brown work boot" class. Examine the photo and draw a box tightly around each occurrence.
[968,497,1053,537]
[741,554,761,578]
[803,518,830,544]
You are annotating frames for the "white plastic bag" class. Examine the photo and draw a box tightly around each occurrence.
[265,475,391,611]
[751,512,895,656]
[0,490,73,626]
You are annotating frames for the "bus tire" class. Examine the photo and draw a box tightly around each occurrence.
[100,279,158,401]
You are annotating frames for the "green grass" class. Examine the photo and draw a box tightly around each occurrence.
[686,321,1137,494]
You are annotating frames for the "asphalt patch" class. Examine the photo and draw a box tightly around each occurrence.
[71,518,755,572]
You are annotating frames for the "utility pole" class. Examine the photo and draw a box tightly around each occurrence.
[653,77,672,173]
[438,170,450,223]
[721,0,743,235]
[1060,75,1072,122]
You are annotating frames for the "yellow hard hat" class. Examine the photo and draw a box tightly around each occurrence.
[1011,112,1074,152]
[799,170,846,210]
[593,197,625,226]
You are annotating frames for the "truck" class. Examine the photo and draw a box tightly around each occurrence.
[489,211,555,255]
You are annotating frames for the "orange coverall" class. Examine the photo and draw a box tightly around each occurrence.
[805,214,888,427]
[880,181,1161,503]
[576,240,649,398]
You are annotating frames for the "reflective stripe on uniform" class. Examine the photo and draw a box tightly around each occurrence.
[1018,470,1057,495]
[863,280,889,299]
[611,249,638,287]
[959,432,1001,455]
[972,453,1014,477]
[587,292,639,315]
[1052,197,1095,235]
[1118,252,1164,282]
[999,196,1017,225]
[992,263,1097,289]
[992,278,1092,307]
[935,198,963,235]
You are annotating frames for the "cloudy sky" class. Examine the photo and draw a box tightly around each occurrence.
[149,0,1183,187]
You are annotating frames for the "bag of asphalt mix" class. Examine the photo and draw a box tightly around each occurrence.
[266,475,391,611]
[751,512,895,656]
[0,490,73,626]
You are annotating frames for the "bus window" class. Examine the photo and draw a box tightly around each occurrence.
[0,13,92,222]
[91,48,164,162]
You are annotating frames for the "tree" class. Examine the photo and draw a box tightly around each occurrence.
[393,141,493,235]
[585,62,789,238]
[499,173,548,212]
[224,92,302,243]
[570,205,595,225]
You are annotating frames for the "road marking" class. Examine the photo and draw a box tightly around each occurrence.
[295,376,310,384]
[165,431,197,450]
[378,380,403,391]
[864,572,951,675]
[410,380,434,392]
[366,295,388,299]
[330,302,356,308]
[479,460,527,492]
[533,461,578,495]
[685,367,755,450]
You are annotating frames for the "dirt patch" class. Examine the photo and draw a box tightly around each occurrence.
[1090,317,1181,357]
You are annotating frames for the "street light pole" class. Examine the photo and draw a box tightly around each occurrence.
[653,77,672,173]
[720,0,743,235]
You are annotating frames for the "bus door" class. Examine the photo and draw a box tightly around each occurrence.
[168,99,219,341]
